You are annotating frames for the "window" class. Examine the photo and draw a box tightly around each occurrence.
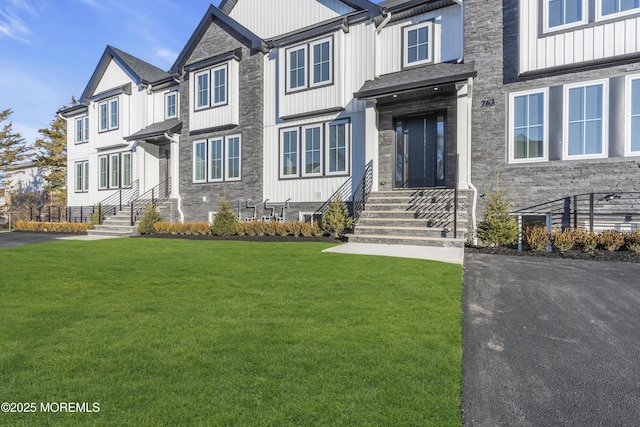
[99,97,119,132]
[627,75,640,155]
[226,136,241,181]
[280,120,349,178]
[213,66,226,105]
[403,22,432,67]
[122,152,132,187]
[303,125,323,176]
[192,135,242,183]
[509,89,548,163]
[545,0,587,31]
[166,92,177,119]
[286,36,333,92]
[195,64,228,110]
[288,47,306,91]
[327,121,348,174]
[99,156,108,189]
[75,116,89,144]
[209,138,223,182]
[564,80,608,159]
[98,153,129,189]
[310,39,332,86]
[281,129,299,177]
[599,0,640,17]
[75,161,89,193]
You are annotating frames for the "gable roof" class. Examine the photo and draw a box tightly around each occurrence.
[376,0,458,24]
[78,45,174,103]
[220,0,381,17]
[170,5,268,75]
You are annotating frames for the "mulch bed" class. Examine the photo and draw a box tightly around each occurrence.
[465,244,640,263]
[137,234,343,243]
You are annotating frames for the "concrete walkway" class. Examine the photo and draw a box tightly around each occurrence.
[0,231,121,249]
[463,253,640,426]
[323,242,464,264]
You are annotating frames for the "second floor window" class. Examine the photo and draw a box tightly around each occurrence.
[195,64,227,110]
[286,36,333,92]
[601,0,640,15]
[403,22,432,67]
[545,0,586,31]
[166,92,177,119]
[289,47,306,90]
[75,116,89,143]
[311,39,332,86]
[99,98,119,132]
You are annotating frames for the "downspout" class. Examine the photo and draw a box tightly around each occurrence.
[466,76,478,245]
[164,132,184,223]
[374,11,391,79]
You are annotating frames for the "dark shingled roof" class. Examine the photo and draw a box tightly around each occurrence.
[109,46,173,85]
[125,118,182,142]
[354,62,476,99]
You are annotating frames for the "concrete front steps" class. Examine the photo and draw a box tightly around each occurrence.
[347,189,467,248]
[87,207,138,237]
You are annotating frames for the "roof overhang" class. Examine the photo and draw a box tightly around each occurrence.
[125,119,182,142]
[58,103,88,117]
[376,0,458,26]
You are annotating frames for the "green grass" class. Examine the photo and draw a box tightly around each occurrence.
[0,239,462,426]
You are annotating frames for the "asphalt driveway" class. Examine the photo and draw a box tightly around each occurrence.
[463,253,640,426]
[0,231,78,249]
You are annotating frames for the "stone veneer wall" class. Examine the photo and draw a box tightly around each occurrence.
[465,0,640,214]
[178,18,265,222]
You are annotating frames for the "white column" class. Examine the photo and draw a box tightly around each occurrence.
[365,100,379,192]
[170,136,179,198]
[456,82,470,190]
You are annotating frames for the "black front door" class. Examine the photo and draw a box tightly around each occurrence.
[395,114,446,188]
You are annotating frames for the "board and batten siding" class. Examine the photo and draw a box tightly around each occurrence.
[94,60,132,95]
[520,0,640,73]
[188,59,239,132]
[228,0,355,39]
[376,5,462,76]
[151,87,179,124]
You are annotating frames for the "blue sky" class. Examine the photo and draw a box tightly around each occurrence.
[1,0,384,149]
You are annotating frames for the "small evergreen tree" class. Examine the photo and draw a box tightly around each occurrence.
[323,196,352,238]
[477,179,518,246]
[0,109,30,206]
[137,205,162,235]
[35,103,69,204]
[211,198,238,236]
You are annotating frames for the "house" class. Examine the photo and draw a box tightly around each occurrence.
[59,0,640,241]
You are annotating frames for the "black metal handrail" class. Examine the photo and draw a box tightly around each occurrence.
[97,179,140,221]
[130,178,172,226]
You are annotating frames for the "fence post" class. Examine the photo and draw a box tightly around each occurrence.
[38,207,42,222]
[152,188,155,204]
[573,195,578,229]
[131,201,134,226]
[589,193,594,232]
[48,205,52,222]
[119,189,122,212]
[30,207,33,221]
[517,215,523,251]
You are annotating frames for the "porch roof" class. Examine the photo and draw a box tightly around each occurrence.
[354,62,476,100]
[125,118,182,142]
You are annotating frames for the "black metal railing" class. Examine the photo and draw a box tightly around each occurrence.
[310,160,373,226]
[514,191,640,232]
[97,180,140,222]
[130,178,172,226]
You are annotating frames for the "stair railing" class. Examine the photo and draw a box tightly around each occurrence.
[97,179,140,222]
[130,178,172,226]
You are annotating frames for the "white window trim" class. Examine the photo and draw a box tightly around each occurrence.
[75,116,89,144]
[286,44,308,93]
[543,0,589,33]
[211,64,228,107]
[325,120,350,175]
[208,138,224,182]
[596,0,640,21]
[280,128,300,179]
[403,21,433,68]
[75,160,89,193]
[194,70,210,111]
[508,88,549,164]
[302,124,324,177]
[562,79,609,160]
[165,91,178,119]
[98,97,119,132]
[122,152,132,187]
[225,135,242,182]
[193,140,207,183]
[98,155,108,190]
[625,74,640,156]
[309,37,333,88]
[109,153,120,189]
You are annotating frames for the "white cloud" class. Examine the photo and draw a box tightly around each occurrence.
[156,48,177,62]
[0,8,31,42]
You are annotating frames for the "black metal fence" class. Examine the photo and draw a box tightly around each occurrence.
[23,205,98,223]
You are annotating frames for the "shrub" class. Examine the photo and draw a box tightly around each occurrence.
[137,205,162,235]
[311,220,325,237]
[598,229,625,252]
[625,230,640,253]
[323,197,352,238]
[477,188,518,246]
[574,229,598,253]
[523,226,548,251]
[211,199,238,236]
[549,228,576,252]
[189,222,211,235]
[12,220,92,233]
[286,221,303,237]
[90,205,104,226]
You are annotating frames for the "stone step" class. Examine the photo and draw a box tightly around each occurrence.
[346,233,465,248]
[92,224,138,233]
[87,228,137,237]
[354,225,465,238]
[367,194,466,204]
[360,210,463,222]
[365,203,466,213]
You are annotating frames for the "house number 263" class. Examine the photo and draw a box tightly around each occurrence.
[481,98,495,107]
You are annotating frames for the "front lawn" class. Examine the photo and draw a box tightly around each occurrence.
[0,239,462,426]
